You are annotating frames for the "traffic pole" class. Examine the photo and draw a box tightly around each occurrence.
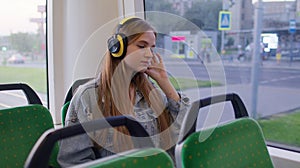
[251,0,263,119]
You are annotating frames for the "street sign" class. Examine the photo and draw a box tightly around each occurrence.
[38,5,45,13]
[171,36,185,42]
[218,11,231,30]
[289,19,296,34]
[29,18,45,23]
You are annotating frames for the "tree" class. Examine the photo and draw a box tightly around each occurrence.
[145,0,181,49]
[183,1,222,30]
[145,0,178,15]
[9,33,41,54]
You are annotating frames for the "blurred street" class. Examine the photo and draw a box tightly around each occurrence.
[171,57,300,120]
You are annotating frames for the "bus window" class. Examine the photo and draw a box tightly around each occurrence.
[145,0,300,152]
[0,0,47,108]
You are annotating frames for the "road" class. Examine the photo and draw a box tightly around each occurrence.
[166,61,300,89]
[5,61,46,68]
[0,90,47,109]
[164,59,300,119]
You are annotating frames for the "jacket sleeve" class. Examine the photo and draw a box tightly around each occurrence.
[150,79,191,134]
[167,92,191,137]
[57,90,97,167]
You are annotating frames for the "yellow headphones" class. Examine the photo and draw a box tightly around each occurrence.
[107,16,141,58]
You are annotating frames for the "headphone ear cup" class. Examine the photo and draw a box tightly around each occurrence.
[107,35,120,54]
[107,33,127,58]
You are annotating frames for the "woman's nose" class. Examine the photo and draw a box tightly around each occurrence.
[145,48,153,58]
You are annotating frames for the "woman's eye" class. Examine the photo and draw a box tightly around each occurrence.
[137,45,145,48]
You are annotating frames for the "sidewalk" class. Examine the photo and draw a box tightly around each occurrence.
[222,57,300,70]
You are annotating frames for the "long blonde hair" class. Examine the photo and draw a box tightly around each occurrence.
[96,18,174,152]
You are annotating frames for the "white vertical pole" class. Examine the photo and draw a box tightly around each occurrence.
[251,0,263,119]
[220,1,226,55]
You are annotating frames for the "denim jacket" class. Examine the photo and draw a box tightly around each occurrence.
[57,79,190,167]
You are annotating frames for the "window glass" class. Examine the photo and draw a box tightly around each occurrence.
[0,0,47,108]
[145,0,300,150]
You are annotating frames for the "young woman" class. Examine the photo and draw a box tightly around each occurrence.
[57,17,190,167]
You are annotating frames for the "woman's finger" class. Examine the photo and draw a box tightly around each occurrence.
[156,52,163,63]
[152,53,159,64]
[151,56,155,64]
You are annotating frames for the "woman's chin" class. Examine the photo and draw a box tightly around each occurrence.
[137,66,148,73]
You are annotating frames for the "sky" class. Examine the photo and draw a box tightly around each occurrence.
[0,0,295,36]
[0,0,44,36]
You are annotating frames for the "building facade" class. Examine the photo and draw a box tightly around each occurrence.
[228,0,299,52]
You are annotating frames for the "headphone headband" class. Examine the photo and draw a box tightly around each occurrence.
[119,16,140,25]
[116,16,141,34]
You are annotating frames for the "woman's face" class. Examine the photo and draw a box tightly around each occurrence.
[124,31,156,73]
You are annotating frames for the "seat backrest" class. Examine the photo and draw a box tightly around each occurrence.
[61,78,93,125]
[178,93,249,144]
[0,104,59,168]
[25,115,155,168]
[61,101,70,126]
[63,78,93,104]
[73,148,174,168]
[0,83,59,167]
[175,118,274,168]
[0,83,43,105]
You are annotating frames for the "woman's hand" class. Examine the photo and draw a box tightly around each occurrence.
[145,52,180,101]
[145,52,168,82]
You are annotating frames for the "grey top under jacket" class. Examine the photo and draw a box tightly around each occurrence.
[57,79,190,167]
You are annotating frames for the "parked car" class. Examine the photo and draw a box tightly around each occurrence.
[7,54,25,64]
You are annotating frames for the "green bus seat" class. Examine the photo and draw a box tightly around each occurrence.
[74,148,174,168]
[175,118,274,168]
[0,105,59,168]
[61,78,92,126]
[177,93,249,143]
[25,115,155,168]
[61,101,70,126]
[0,83,59,167]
